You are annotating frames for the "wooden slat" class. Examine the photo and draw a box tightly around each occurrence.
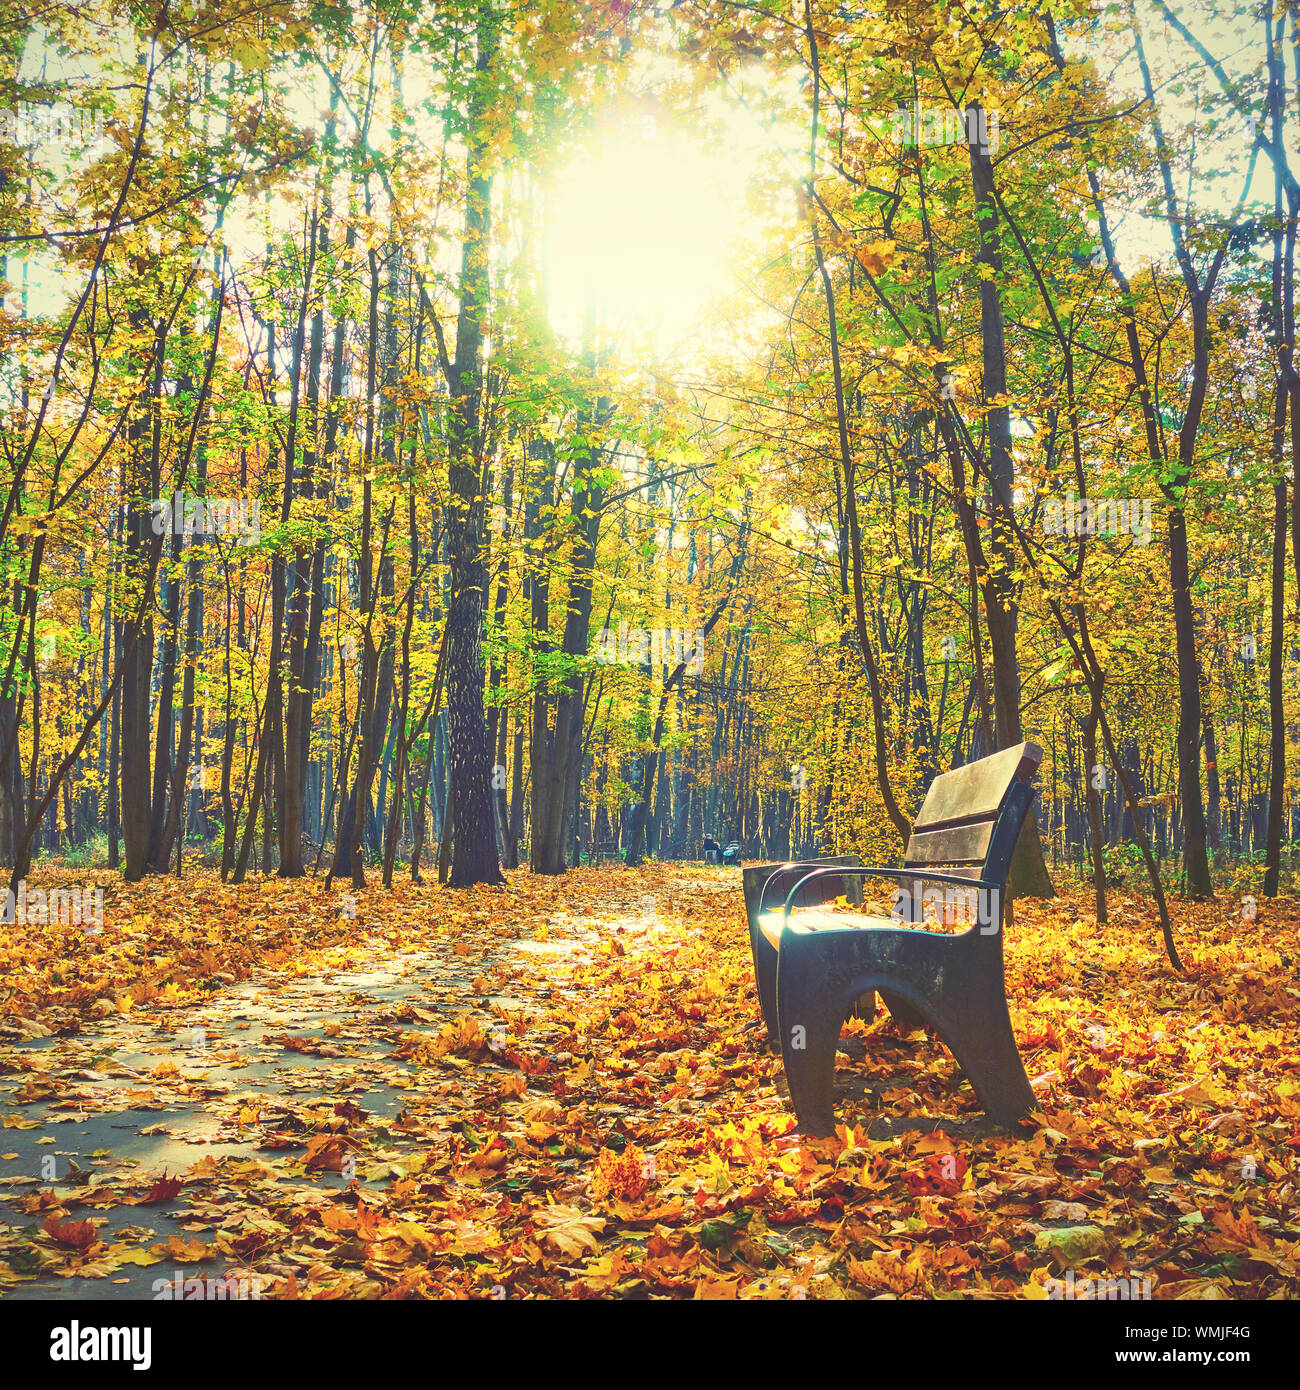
[903,820,994,866]
[912,741,1043,829]
[757,909,895,949]
[890,865,985,927]
[894,864,985,883]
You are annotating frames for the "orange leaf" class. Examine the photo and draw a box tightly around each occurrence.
[142,1173,183,1203]
[43,1213,96,1250]
[856,239,896,275]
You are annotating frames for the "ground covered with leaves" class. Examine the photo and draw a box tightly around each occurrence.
[0,865,1296,1299]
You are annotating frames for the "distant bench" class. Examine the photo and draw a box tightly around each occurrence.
[740,742,1042,1134]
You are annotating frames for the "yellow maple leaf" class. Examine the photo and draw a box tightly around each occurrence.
[533,1205,605,1259]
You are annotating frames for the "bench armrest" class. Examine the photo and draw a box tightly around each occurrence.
[755,860,861,914]
[779,865,999,919]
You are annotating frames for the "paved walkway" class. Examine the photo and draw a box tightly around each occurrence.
[0,871,633,1299]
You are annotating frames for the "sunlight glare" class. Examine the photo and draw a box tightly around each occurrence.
[545,115,748,349]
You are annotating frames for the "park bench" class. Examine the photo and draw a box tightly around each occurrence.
[740,741,1042,1135]
[588,836,619,864]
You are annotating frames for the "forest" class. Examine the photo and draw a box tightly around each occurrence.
[0,0,1293,905]
[0,0,1296,1318]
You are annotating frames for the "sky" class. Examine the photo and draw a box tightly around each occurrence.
[5,3,1281,366]
[541,3,1279,363]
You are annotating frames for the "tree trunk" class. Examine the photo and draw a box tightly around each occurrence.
[120,313,161,882]
[966,102,1054,900]
[442,1,503,889]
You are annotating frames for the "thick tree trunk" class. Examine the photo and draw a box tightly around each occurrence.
[443,2,503,888]
[1264,27,1294,898]
[966,104,1054,900]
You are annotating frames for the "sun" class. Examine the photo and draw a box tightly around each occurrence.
[544,111,751,351]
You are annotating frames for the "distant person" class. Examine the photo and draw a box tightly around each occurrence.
[702,835,721,864]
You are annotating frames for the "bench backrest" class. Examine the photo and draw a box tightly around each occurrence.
[902,741,1042,888]
[742,743,1041,929]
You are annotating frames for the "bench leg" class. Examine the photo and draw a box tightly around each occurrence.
[751,925,779,1046]
[936,985,1037,1128]
[754,942,869,1046]
[879,990,925,1029]
[775,944,844,1136]
[848,989,877,1022]
[773,931,1036,1134]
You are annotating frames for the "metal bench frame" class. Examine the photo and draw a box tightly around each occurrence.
[741,743,1042,1134]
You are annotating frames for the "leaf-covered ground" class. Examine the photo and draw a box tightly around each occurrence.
[0,865,1296,1299]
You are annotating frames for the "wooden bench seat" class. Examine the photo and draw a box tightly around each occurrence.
[740,742,1043,1135]
[755,908,899,949]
